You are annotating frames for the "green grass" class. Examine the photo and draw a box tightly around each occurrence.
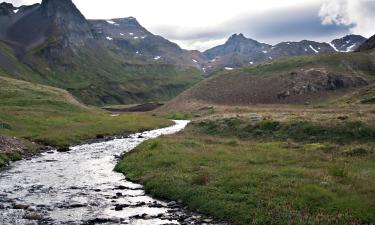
[197,118,375,143]
[0,76,171,148]
[164,112,193,120]
[0,152,22,167]
[116,118,375,225]
[241,52,375,77]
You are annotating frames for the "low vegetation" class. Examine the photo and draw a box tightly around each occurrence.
[117,117,375,225]
[0,76,170,167]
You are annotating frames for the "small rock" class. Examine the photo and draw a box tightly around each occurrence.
[13,203,29,209]
[57,146,70,152]
[203,219,213,223]
[114,205,123,211]
[96,134,104,139]
[143,214,152,219]
[27,206,37,211]
[117,185,126,190]
[24,212,43,220]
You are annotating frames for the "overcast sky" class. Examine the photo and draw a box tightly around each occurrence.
[8,0,375,51]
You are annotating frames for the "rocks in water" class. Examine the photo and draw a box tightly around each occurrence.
[116,185,127,190]
[149,201,164,208]
[114,205,123,211]
[27,206,37,211]
[13,203,29,209]
[57,145,70,152]
[23,212,43,220]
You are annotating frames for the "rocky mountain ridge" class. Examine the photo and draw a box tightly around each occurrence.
[203,33,367,72]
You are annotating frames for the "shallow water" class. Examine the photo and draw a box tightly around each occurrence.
[0,120,219,225]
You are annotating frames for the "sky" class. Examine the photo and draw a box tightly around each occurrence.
[8,0,375,51]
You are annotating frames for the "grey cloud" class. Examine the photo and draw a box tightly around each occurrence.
[156,2,353,50]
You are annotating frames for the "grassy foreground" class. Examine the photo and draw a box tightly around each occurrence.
[0,76,170,167]
[116,117,375,225]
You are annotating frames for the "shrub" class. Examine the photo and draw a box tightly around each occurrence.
[344,147,370,157]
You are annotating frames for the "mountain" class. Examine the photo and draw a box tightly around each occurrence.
[161,52,375,111]
[0,0,203,106]
[330,35,367,52]
[356,34,375,52]
[203,34,367,73]
[89,17,207,69]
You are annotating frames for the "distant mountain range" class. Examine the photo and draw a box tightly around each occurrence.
[202,33,367,73]
[0,0,372,105]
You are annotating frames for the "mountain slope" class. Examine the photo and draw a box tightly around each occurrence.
[90,18,207,69]
[0,0,203,105]
[162,52,375,111]
[203,34,367,73]
[357,34,375,52]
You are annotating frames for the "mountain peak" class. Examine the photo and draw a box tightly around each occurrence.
[40,0,85,18]
[227,33,247,41]
[225,33,262,46]
[0,2,16,15]
[0,2,15,8]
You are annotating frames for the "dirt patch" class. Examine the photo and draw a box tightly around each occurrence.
[0,135,25,154]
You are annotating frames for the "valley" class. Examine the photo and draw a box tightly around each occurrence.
[1,0,375,224]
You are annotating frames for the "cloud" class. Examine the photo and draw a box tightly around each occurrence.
[319,0,375,37]
[168,2,351,50]
[6,0,370,51]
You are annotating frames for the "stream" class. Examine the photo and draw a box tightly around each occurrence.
[0,120,220,225]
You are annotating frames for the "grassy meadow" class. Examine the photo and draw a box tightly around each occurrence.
[116,117,375,225]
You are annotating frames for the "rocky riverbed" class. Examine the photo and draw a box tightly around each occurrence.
[0,121,226,225]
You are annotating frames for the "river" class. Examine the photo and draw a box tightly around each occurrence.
[0,120,221,225]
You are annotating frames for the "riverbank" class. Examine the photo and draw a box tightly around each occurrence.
[0,120,226,225]
[0,76,171,169]
[116,117,375,225]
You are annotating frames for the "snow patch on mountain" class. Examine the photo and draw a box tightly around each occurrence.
[329,42,339,52]
[309,45,319,53]
[107,20,119,26]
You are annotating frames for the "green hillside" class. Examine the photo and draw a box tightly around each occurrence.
[0,75,169,147]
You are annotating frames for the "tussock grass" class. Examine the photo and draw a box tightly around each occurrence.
[116,118,375,225]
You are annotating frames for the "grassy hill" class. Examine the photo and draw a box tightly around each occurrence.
[0,75,170,168]
[162,52,375,112]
